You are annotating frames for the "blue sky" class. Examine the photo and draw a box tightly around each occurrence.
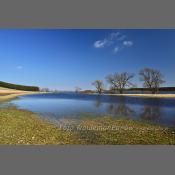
[0,29,175,90]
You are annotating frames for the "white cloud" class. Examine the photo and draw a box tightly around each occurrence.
[16,65,23,70]
[94,40,107,48]
[94,32,133,54]
[123,41,133,47]
[94,32,124,49]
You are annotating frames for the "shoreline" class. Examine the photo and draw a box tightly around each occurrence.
[81,92,175,99]
[2,90,175,100]
[104,93,175,98]
[0,91,45,102]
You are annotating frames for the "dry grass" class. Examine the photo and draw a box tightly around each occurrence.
[108,94,175,98]
[74,117,175,144]
[0,88,45,102]
[0,108,77,145]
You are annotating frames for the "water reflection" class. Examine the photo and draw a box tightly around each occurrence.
[106,98,135,118]
[140,105,161,121]
[94,96,103,108]
[105,98,163,123]
[2,93,175,127]
[91,95,174,126]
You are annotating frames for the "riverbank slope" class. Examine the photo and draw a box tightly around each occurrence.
[0,87,42,102]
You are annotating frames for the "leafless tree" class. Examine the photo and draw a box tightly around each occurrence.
[75,86,82,93]
[92,80,104,94]
[40,88,50,92]
[106,72,134,94]
[139,68,165,94]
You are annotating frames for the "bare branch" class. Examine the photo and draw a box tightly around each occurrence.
[139,68,165,93]
[106,72,134,94]
[92,80,104,94]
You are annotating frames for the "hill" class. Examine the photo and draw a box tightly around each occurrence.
[0,81,39,91]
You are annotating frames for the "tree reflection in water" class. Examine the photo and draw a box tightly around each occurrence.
[94,96,103,108]
[140,101,162,121]
[106,97,135,117]
[93,96,168,124]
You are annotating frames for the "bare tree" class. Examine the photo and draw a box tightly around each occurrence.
[75,86,82,93]
[139,68,165,94]
[40,88,50,92]
[106,72,134,94]
[92,80,104,94]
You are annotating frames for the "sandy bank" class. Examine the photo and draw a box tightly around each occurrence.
[105,93,175,98]
[0,89,43,102]
[82,92,175,99]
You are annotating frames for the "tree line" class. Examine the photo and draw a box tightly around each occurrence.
[91,67,166,94]
[0,81,39,91]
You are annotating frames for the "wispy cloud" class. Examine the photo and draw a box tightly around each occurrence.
[16,65,23,70]
[94,32,125,49]
[94,40,108,48]
[123,41,133,47]
[94,32,133,54]
[118,35,126,41]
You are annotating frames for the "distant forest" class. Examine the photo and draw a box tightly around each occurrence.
[0,81,39,91]
[81,87,175,94]
[128,87,175,92]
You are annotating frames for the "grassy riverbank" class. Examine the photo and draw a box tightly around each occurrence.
[0,108,175,145]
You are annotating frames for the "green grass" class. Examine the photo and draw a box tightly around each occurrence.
[0,108,175,145]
